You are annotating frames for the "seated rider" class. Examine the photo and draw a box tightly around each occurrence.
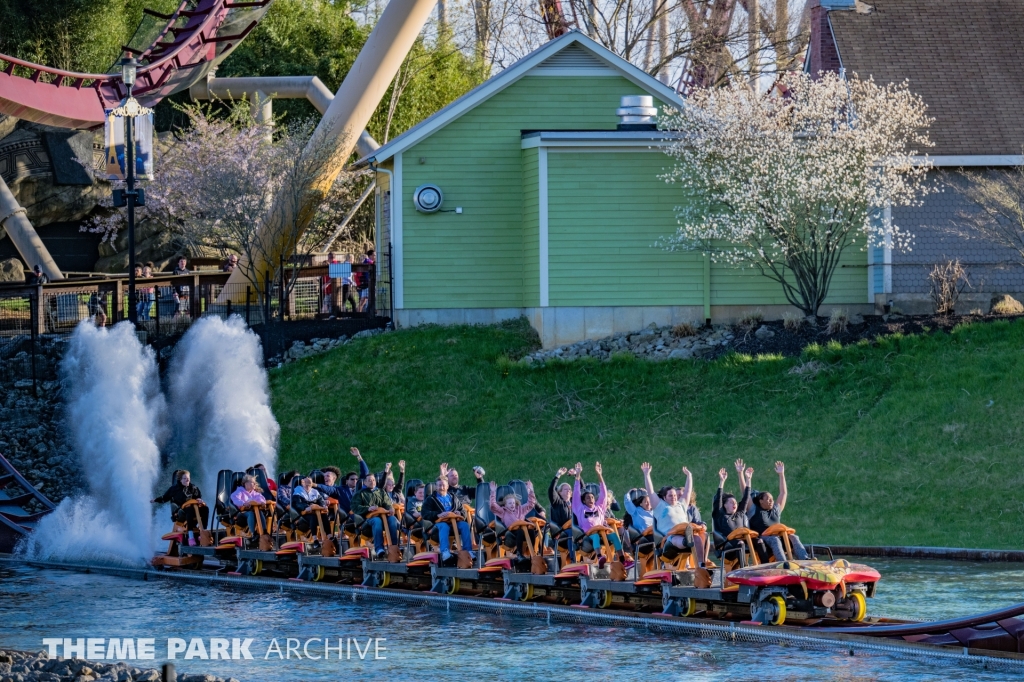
[623,487,655,551]
[230,474,268,539]
[712,459,754,555]
[275,470,300,525]
[748,461,808,561]
[405,483,426,527]
[251,463,277,497]
[686,487,711,565]
[548,466,577,562]
[421,475,473,565]
[291,477,333,535]
[641,462,707,568]
[381,461,405,505]
[314,448,370,518]
[571,461,631,568]
[350,471,398,560]
[488,480,538,558]
[152,469,208,544]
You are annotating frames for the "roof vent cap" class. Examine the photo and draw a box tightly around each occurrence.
[617,95,658,130]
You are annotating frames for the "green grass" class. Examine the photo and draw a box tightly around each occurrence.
[270,318,1024,549]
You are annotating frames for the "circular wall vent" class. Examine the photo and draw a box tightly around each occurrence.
[413,184,444,213]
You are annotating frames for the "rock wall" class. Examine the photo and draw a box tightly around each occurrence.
[0,650,241,682]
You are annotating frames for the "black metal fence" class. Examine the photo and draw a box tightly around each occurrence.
[0,261,391,387]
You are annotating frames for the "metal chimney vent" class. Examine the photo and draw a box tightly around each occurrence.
[616,95,657,130]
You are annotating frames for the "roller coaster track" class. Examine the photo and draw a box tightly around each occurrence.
[0,453,55,554]
[0,0,274,130]
[1,555,1023,671]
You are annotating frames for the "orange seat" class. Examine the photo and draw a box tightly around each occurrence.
[162,532,185,542]
[411,552,439,564]
[344,546,370,558]
[280,541,306,552]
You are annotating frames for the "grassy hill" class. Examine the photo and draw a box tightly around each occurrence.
[270,317,1024,549]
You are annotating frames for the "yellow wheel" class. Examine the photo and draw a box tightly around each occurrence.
[249,559,263,576]
[848,592,867,622]
[313,565,325,582]
[517,583,534,601]
[447,577,461,595]
[768,595,787,626]
[681,597,697,618]
[380,571,391,588]
[598,590,613,609]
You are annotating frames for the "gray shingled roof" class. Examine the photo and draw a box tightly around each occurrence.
[829,0,1024,156]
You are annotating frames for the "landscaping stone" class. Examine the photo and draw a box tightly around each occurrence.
[0,651,237,682]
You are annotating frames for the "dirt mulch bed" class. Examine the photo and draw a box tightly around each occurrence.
[710,312,1024,360]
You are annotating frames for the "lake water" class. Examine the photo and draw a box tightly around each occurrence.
[1,557,1022,681]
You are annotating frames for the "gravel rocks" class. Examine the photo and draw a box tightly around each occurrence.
[0,651,240,682]
[523,322,735,364]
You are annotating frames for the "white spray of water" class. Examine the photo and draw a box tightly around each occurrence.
[20,322,165,565]
[168,316,279,496]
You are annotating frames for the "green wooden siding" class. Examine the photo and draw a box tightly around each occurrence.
[522,148,540,307]
[547,150,705,306]
[546,150,866,308]
[399,75,670,309]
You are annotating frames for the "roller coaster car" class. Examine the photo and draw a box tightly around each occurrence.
[360,509,432,589]
[174,500,240,569]
[661,524,879,625]
[151,502,205,569]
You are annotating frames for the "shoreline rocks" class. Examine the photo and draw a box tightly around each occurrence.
[0,650,240,682]
[522,323,736,364]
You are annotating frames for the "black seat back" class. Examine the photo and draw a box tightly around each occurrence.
[508,479,528,505]
[494,485,515,509]
[405,478,424,500]
[583,482,601,501]
[307,469,325,485]
[247,467,272,498]
[170,469,183,485]
[474,481,493,524]
[215,469,236,516]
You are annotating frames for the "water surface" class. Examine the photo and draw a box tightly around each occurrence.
[1,558,1022,681]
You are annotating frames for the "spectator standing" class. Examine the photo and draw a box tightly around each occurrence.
[322,252,337,315]
[222,254,239,272]
[27,264,49,286]
[340,254,358,314]
[139,263,154,320]
[357,248,375,312]
[173,256,190,316]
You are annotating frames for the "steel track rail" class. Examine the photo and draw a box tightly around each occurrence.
[1,556,1022,672]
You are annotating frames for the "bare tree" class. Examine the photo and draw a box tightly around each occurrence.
[952,165,1024,267]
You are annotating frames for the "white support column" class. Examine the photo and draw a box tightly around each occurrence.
[394,152,404,309]
[539,147,549,307]
[883,205,893,295]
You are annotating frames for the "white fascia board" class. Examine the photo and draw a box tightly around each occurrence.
[356,32,686,167]
[916,155,1024,167]
[522,133,682,149]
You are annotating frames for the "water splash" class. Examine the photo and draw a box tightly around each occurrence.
[20,322,165,565]
[168,316,279,496]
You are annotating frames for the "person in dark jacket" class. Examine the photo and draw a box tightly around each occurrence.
[350,472,397,558]
[712,460,759,559]
[314,448,370,516]
[440,462,485,507]
[291,477,332,535]
[548,466,578,562]
[748,461,808,562]
[422,476,473,565]
[152,470,208,541]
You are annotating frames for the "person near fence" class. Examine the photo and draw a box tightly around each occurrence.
[340,254,358,315]
[139,263,155,320]
[173,257,190,316]
[27,264,48,286]
[357,249,375,312]
[322,252,337,315]
[88,291,107,327]
[222,254,239,273]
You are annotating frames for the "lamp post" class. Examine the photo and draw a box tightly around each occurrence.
[111,56,153,325]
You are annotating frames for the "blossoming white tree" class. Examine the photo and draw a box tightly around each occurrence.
[661,71,934,317]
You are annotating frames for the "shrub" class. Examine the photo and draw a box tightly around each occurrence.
[827,308,849,335]
[782,313,805,332]
[737,310,764,331]
[991,294,1024,315]
[672,321,699,338]
[928,259,970,314]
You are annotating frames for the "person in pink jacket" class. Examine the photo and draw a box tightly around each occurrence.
[572,462,629,567]
[231,474,268,536]
[489,480,537,557]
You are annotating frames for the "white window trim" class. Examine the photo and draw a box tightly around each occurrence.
[539,147,549,308]
[393,153,404,309]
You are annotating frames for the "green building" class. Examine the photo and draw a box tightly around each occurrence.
[356,32,871,347]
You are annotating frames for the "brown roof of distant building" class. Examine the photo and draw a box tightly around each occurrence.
[827,0,1024,156]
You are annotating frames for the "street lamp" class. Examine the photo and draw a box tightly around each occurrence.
[111,55,152,325]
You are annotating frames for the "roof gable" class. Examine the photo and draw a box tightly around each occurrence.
[356,32,683,166]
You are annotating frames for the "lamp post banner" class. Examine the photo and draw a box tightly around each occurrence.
[104,110,154,181]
